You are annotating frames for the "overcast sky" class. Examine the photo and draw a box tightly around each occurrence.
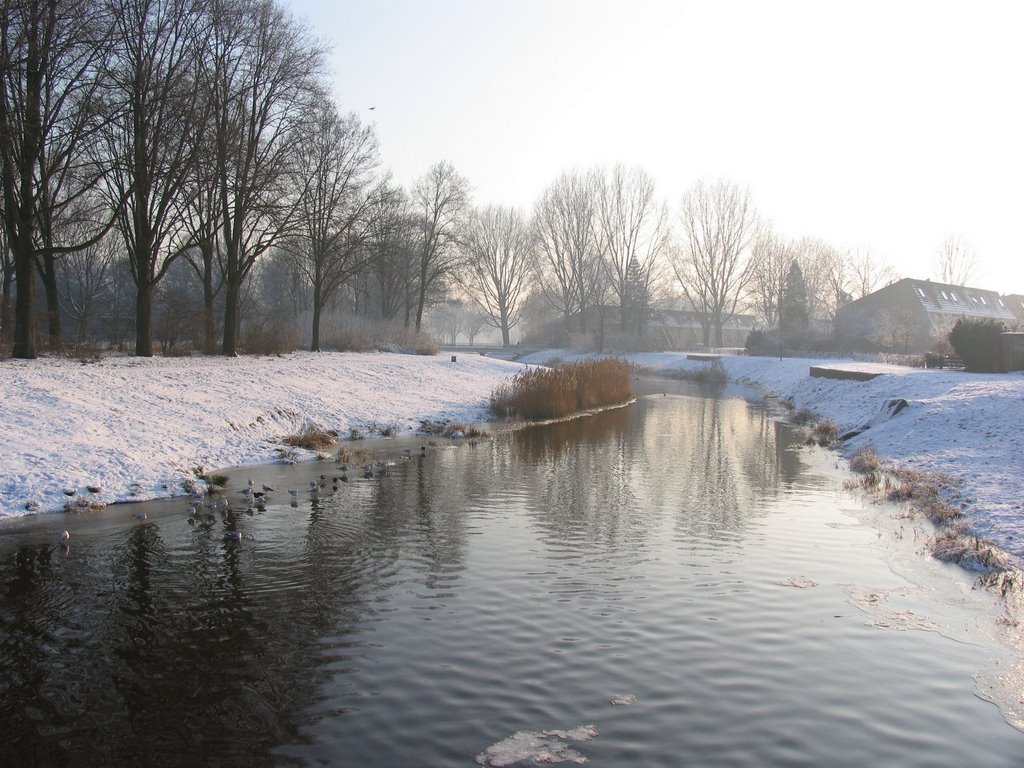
[287,0,1024,294]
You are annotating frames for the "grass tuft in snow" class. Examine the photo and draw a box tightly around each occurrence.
[806,420,840,447]
[283,426,337,451]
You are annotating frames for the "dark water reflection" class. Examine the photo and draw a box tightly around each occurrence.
[1,380,1021,766]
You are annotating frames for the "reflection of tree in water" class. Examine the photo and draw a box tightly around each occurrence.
[506,391,804,551]
[510,405,642,548]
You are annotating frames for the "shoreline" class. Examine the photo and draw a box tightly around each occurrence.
[3,349,1023,571]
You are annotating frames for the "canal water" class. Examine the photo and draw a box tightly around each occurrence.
[1,378,1022,766]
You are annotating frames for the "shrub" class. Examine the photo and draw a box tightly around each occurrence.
[490,358,632,421]
[948,318,1005,372]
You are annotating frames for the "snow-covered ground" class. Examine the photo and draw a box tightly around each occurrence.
[523,350,1024,566]
[0,351,521,520]
[3,348,1022,566]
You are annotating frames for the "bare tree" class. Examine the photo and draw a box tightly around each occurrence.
[410,160,470,332]
[0,0,114,358]
[935,235,978,287]
[288,102,379,351]
[791,236,836,326]
[206,0,326,355]
[533,168,603,336]
[671,180,760,347]
[100,0,208,356]
[848,248,896,299]
[56,223,116,342]
[460,204,534,346]
[596,164,666,339]
[747,230,792,328]
[359,179,415,322]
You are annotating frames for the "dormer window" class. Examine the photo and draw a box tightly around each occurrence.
[950,292,959,302]
[940,290,949,300]
[979,296,987,305]
[914,287,926,299]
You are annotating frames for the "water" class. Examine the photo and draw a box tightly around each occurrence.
[2,379,1022,767]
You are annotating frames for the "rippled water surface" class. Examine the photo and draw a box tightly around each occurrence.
[2,379,1022,766]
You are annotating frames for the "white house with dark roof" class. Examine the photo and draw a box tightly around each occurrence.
[834,278,1017,353]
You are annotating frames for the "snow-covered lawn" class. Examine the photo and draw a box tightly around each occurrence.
[3,348,1022,566]
[0,351,522,519]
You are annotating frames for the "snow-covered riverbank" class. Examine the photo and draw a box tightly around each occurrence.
[522,350,1024,566]
[0,351,522,521]
[3,348,1022,567]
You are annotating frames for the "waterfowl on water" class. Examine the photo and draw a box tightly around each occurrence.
[60,530,70,542]
[225,530,242,542]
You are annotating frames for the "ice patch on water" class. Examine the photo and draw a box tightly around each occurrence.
[475,724,598,766]
[782,576,817,588]
[609,694,637,706]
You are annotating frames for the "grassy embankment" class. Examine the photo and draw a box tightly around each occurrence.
[490,358,632,421]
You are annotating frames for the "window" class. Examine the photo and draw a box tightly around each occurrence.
[914,287,926,299]
[979,296,987,305]
[940,290,949,300]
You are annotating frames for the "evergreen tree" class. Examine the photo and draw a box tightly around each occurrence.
[780,261,810,346]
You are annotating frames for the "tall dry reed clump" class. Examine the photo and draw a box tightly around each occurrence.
[490,358,632,420]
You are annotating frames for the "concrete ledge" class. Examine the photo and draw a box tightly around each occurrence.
[809,366,883,382]
[687,353,721,361]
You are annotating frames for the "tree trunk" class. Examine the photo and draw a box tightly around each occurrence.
[135,280,154,356]
[12,244,36,358]
[1,264,12,344]
[310,283,322,352]
[222,278,240,356]
[201,241,217,354]
[38,253,62,349]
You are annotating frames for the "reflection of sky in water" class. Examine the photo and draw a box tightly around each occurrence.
[1,384,1021,766]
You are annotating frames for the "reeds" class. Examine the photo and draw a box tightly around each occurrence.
[490,358,632,421]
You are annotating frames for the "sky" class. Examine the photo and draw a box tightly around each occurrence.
[285,0,1024,294]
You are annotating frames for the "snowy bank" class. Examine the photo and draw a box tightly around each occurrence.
[523,350,1024,565]
[0,351,522,520]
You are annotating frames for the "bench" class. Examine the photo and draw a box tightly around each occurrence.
[924,353,964,369]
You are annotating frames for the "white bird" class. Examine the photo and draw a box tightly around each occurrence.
[261,484,275,492]
[60,530,70,542]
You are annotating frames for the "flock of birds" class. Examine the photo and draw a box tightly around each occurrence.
[58,445,431,547]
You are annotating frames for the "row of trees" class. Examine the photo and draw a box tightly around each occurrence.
[1,0,985,359]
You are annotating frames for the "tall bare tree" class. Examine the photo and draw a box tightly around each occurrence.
[460,204,534,346]
[596,164,666,339]
[747,230,792,328]
[288,102,379,351]
[410,160,470,332]
[100,0,208,355]
[848,248,895,299]
[0,0,113,358]
[57,227,116,342]
[533,168,603,336]
[359,179,415,322]
[672,180,760,347]
[935,235,978,287]
[206,0,325,355]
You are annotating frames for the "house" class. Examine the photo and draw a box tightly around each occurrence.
[1002,294,1024,328]
[834,278,1017,353]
